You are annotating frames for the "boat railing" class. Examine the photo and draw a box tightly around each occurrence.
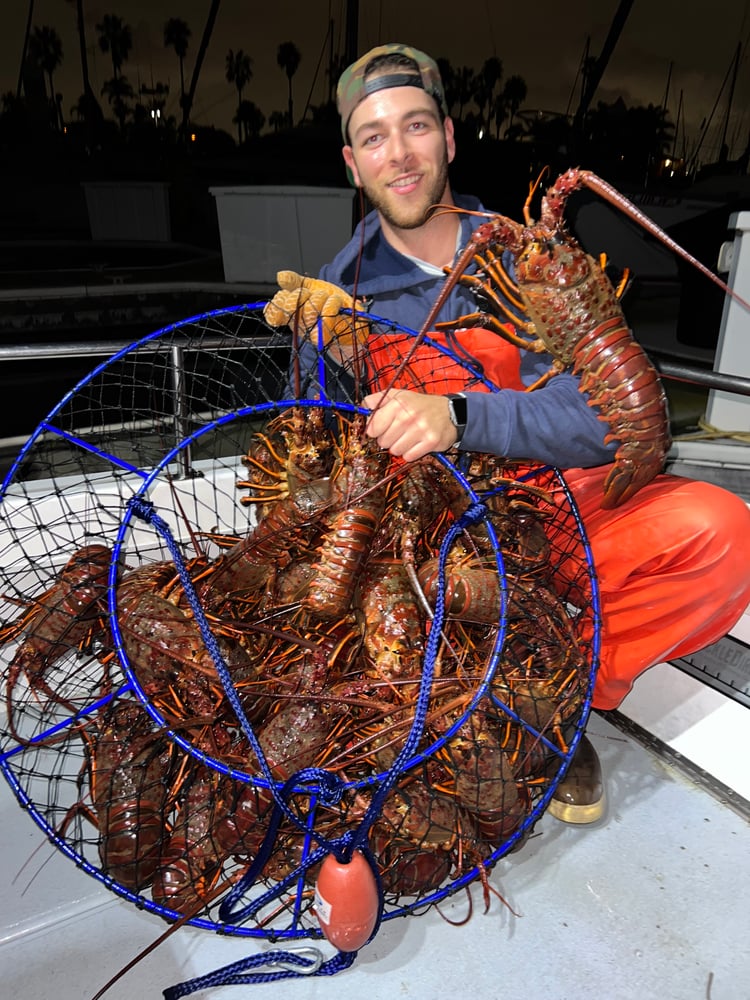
[1,326,749,483]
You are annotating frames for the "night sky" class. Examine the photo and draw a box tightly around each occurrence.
[4,0,750,162]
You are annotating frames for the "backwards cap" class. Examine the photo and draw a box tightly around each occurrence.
[336,43,448,141]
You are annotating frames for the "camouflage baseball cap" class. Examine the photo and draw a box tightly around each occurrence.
[337,43,448,141]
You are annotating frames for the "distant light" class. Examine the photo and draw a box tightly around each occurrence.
[190,132,197,142]
[478,127,485,140]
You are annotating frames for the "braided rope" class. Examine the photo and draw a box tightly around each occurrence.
[127,492,488,993]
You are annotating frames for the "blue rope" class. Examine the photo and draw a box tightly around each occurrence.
[126,498,323,826]
[162,948,356,998]
[127,493,487,993]
[217,770,343,925]
[349,500,487,848]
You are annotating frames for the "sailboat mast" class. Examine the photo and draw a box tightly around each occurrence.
[661,61,673,114]
[574,0,635,123]
[719,42,741,159]
[671,88,684,160]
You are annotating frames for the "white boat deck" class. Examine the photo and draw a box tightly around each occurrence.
[1,616,747,1000]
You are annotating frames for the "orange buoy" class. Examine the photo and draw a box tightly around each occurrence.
[314,850,380,952]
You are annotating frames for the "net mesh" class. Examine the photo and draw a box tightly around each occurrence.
[0,304,599,939]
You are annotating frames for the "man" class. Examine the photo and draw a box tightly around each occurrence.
[265,43,750,824]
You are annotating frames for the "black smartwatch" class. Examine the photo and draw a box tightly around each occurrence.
[445,392,467,442]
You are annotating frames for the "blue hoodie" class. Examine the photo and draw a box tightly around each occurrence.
[316,191,617,470]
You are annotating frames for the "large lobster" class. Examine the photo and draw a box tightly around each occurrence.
[419,168,748,509]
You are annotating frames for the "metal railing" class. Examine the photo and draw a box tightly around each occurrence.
[3,334,749,387]
[1,329,749,484]
[0,332,278,480]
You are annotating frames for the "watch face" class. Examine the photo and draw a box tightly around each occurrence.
[449,394,467,429]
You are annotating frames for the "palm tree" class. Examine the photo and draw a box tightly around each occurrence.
[472,77,492,138]
[163,17,191,119]
[269,109,286,132]
[101,74,134,130]
[490,93,507,140]
[625,103,675,171]
[96,14,132,81]
[478,57,502,135]
[234,99,265,142]
[455,66,475,121]
[28,25,64,129]
[182,0,222,134]
[70,93,89,120]
[226,49,252,143]
[2,91,20,113]
[436,58,458,117]
[276,41,300,127]
[502,75,527,139]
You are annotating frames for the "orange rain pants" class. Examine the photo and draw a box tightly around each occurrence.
[565,466,750,709]
[366,328,750,711]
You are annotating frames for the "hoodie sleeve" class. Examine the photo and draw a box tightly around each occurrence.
[315,200,619,469]
[458,348,618,469]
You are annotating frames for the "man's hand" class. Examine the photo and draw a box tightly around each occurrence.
[263,271,369,359]
[363,388,460,461]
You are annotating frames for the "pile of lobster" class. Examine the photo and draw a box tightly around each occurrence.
[1,403,594,931]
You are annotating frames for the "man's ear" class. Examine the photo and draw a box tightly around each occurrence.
[444,117,456,165]
[342,146,361,187]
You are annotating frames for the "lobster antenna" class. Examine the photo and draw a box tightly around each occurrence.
[350,186,370,392]
[580,171,750,313]
[524,167,550,224]
[89,876,241,999]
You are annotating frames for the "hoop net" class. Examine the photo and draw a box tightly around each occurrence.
[0,304,600,940]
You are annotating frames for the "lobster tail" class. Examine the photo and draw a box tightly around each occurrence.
[573,318,671,507]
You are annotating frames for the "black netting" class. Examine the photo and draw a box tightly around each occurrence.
[0,304,599,940]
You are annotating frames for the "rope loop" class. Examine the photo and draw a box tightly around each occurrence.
[163,947,356,997]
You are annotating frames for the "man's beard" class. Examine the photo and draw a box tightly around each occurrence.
[363,148,450,231]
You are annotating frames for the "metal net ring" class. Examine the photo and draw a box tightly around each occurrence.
[0,303,600,939]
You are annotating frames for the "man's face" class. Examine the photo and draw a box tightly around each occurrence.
[343,83,455,231]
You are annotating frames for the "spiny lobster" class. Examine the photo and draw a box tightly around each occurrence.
[420,168,749,509]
